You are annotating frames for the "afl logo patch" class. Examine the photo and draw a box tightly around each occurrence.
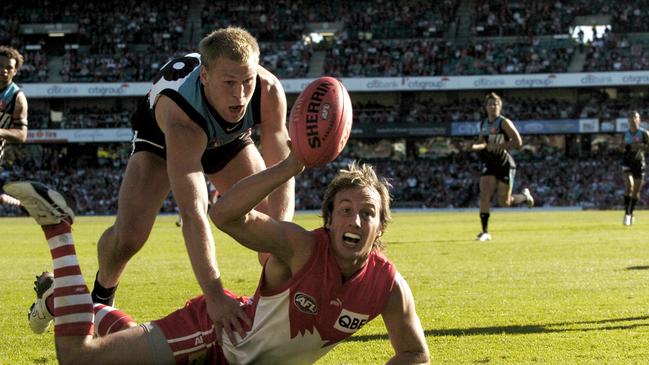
[294,292,318,314]
[320,103,331,120]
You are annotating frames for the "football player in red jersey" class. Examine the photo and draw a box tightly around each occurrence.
[12,148,429,364]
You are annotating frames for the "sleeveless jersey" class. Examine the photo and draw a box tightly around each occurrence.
[0,82,23,163]
[147,53,261,149]
[480,115,516,168]
[623,127,648,166]
[221,228,398,364]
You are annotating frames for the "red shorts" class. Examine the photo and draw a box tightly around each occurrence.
[152,295,227,365]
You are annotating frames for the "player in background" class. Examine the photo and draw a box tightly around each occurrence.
[90,26,293,343]
[468,92,534,241]
[0,46,28,208]
[622,110,649,226]
[8,150,429,364]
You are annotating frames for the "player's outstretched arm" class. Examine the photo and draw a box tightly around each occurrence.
[258,67,294,221]
[382,273,430,365]
[156,96,250,346]
[212,151,311,264]
[0,91,28,142]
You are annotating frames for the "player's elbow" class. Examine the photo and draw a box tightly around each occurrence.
[5,130,27,143]
[209,204,246,230]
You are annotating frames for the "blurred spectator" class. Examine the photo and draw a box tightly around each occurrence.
[324,37,575,77]
[1,137,645,216]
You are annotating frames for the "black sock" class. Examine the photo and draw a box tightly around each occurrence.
[630,198,638,214]
[91,272,118,305]
[624,195,631,214]
[480,212,490,233]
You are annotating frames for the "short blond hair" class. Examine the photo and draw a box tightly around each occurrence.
[322,162,392,252]
[0,46,24,70]
[198,27,260,69]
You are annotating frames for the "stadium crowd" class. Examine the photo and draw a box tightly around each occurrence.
[1,0,648,217]
[22,93,649,129]
[471,0,649,37]
[323,37,575,77]
[1,0,648,83]
[0,140,644,217]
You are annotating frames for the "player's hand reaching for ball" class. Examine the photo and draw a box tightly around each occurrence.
[206,291,251,346]
[285,139,306,175]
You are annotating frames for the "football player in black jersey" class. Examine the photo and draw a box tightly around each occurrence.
[468,93,533,241]
[90,27,293,344]
[0,46,28,208]
[622,111,649,226]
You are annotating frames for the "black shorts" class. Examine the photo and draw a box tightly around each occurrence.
[622,163,645,179]
[481,161,516,185]
[131,98,254,175]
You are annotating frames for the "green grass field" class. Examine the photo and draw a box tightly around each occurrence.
[1,210,649,364]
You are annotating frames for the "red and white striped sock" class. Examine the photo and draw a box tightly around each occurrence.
[0,193,21,206]
[44,223,94,337]
[93,303,135,337]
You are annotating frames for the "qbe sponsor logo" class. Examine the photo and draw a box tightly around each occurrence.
[334,309,369,333]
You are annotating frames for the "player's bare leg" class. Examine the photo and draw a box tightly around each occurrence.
[628,175,644,225]
[93,152,171,305]
[623,172,635,226]
[207,143,269,264]
[4,181,160,364]
[498,183,534,208]
[477,176,496,241]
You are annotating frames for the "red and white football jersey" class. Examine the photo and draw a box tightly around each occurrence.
[154,228,397,364]
[221,228,397,364]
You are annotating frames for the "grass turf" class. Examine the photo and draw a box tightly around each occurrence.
[1,210,648,364]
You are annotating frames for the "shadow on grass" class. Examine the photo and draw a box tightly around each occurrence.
[390,239,476,245]
[348,315,649,342]
[626,265,649,270]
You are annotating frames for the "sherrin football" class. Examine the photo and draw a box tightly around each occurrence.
[289,76,352,167]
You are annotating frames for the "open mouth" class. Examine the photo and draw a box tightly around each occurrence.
[229,105,244,113]
[342,232,361,246]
